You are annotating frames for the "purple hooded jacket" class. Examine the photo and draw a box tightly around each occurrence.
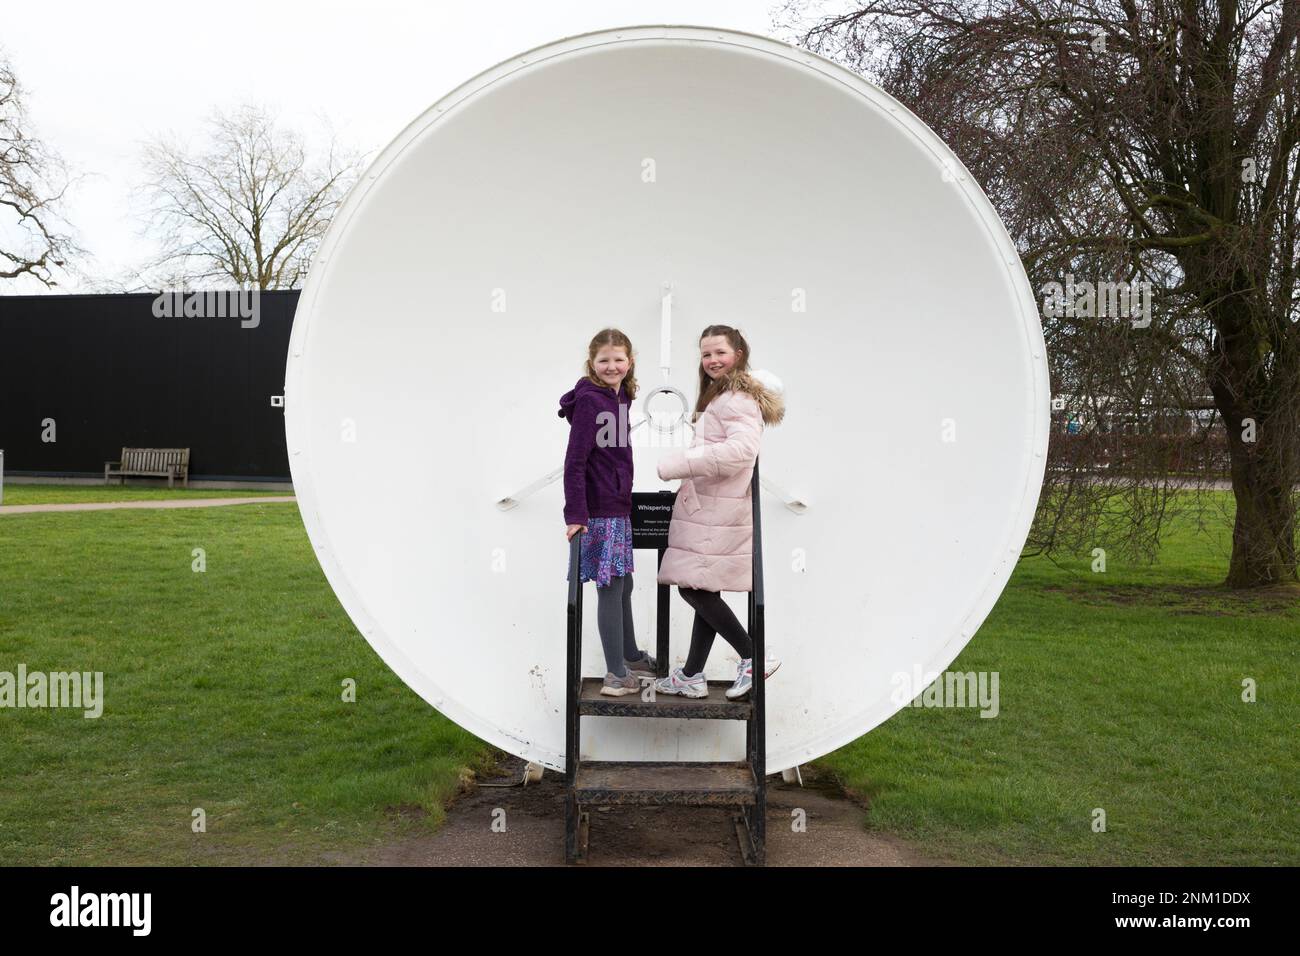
[558,377,634,525]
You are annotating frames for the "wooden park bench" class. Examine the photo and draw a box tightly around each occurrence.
[104,448,191,488]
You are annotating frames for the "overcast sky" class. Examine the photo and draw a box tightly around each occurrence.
[3,0,817,293]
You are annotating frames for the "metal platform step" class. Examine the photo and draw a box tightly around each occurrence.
[564,472,769,864]
[572,761,758,806]
[576,676,752,719]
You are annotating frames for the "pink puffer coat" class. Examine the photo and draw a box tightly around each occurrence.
[656,369,786,593]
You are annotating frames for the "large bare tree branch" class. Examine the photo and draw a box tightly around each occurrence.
[0,55,83,287]
[130,103,365,291]
[778,0,1300,588]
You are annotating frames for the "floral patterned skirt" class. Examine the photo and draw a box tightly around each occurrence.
[566,515,635,587]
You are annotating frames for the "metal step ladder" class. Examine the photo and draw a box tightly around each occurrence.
[564,459,768,864]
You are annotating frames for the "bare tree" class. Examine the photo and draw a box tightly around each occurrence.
[778,0,1300,589]
[133,103,365,290]
[0,54,81,287]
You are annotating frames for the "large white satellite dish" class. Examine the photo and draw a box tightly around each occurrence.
[284,25,1050,773]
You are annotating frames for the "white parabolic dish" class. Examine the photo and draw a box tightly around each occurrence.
[284,25,1051,773]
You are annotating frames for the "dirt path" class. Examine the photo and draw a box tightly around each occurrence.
[328,752,951,867]
[0,496,296,515]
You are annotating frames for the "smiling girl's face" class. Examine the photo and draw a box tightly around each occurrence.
[700,335,741,380]
[592,344,630,391]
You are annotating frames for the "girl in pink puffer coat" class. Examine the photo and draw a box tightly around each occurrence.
[653,325,786,701]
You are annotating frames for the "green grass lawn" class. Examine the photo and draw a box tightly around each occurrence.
[0,493,1295,865]
[818,495,1299,866]
[0,502,493,865]
[1,483,291,506]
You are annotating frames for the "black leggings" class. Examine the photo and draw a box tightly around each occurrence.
[678,587,753,676]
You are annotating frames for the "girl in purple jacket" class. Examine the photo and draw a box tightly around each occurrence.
[558,329,657,696]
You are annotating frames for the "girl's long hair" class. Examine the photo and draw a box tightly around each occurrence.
[582,328,638,400]
[693,325,751,418]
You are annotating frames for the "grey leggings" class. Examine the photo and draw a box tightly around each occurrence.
[596,574,641,677]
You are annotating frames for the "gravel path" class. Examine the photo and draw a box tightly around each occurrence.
[0,496,296,515]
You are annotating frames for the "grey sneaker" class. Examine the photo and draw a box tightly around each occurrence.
[653,667,708,699]
[624,652,658,678]
[600,672,641,697]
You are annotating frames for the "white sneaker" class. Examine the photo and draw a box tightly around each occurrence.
[654,667,708,699]
[725,656,781,699]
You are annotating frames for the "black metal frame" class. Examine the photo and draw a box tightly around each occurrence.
[742,456,767,863]
[564,458,767,865]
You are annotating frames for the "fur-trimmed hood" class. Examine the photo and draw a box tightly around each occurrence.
[710,367,786,426]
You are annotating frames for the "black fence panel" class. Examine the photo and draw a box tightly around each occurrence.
[0,290,298,481]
